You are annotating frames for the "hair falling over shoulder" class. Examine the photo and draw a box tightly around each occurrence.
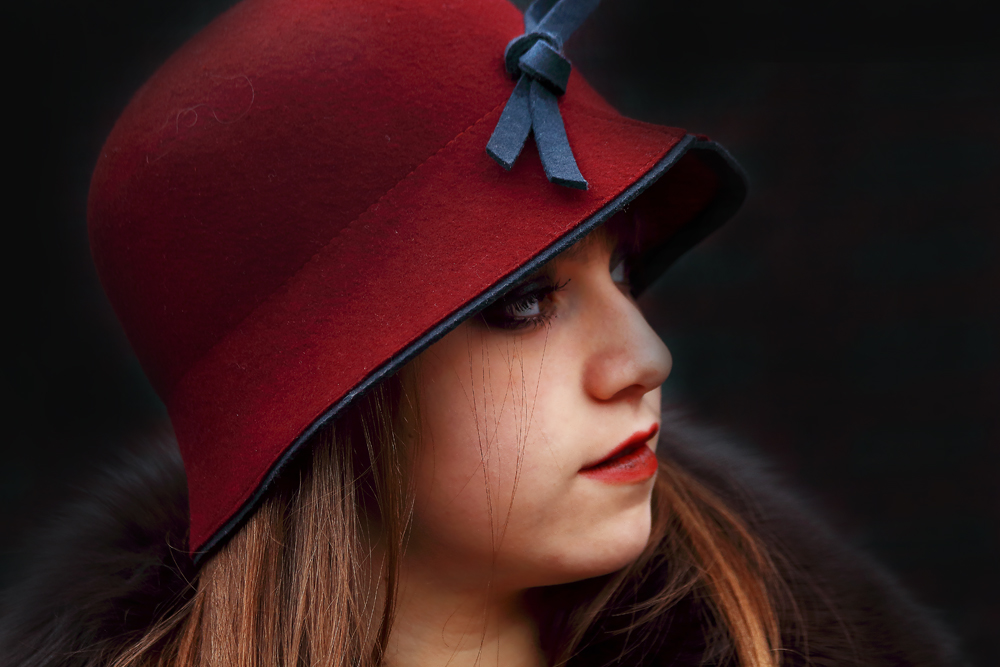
[539,460,794,667]
[110,377,791,667]
[109,378,412,667]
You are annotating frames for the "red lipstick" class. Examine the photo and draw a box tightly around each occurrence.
[579,424,659,484]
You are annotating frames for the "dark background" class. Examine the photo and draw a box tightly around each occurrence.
[3,0,998,664]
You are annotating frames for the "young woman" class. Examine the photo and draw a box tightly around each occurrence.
[0,0,960,665]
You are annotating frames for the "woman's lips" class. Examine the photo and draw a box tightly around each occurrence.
[579,424,659,484]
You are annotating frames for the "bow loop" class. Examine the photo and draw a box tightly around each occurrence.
[518,40,570,95]
[486,0,600,190]
[504,31,560,77]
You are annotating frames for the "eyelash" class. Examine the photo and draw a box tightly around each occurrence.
[479,279,569,331]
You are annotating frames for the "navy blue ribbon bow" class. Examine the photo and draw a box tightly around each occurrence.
[486,0,600,190]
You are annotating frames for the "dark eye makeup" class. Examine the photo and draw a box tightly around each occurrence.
[478,275,569,331]
[477,243,633,332]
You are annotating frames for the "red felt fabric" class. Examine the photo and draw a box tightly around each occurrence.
[87,0,730,555]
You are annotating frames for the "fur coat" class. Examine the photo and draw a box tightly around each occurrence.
[0,414,963,666]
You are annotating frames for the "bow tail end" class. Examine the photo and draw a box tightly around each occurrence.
[528,80,588,190]
[487,76,534,171]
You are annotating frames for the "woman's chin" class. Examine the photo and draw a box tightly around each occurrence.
[530,504,654,587]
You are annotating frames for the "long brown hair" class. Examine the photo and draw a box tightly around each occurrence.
[108,363,790,667]
[109,376,411,667]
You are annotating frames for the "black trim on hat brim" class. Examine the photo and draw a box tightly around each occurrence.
[191,135,748,564]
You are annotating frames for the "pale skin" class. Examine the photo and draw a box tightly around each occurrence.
[384,231,673,667]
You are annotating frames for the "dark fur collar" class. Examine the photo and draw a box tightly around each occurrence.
[0,416,962,666]
[0,435,194,667]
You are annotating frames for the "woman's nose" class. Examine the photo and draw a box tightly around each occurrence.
[581,284,672,403]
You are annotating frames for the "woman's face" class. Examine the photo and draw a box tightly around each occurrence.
[403,230,672,592]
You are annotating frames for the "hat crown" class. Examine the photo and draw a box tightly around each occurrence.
[89,0,528,398]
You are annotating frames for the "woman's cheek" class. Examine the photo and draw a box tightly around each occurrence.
[408,390,527,557]
[407,433,533,574]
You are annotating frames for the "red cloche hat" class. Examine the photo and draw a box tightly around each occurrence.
[88,0,746,559]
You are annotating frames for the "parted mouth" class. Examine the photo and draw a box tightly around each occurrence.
[580,423,659,472]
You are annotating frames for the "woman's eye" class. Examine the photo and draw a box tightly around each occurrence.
[509,295,541,318]
[479,278,565,330]
[610,258,628,286]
